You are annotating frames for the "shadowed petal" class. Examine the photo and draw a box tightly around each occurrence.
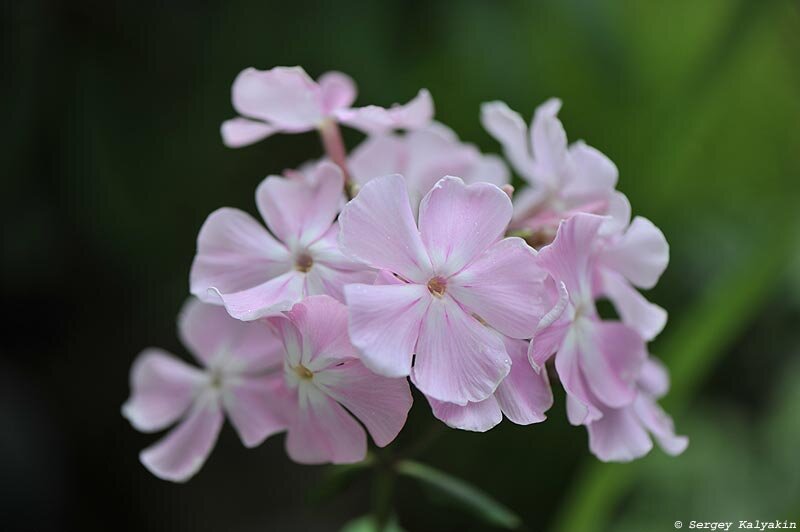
[480,101,534,182]
[122,349,204,433]
[586,404,653,462]
[139,398,224,482]
[495,337,552,424]
[318,71,357,113]
[214,270,305,321]
[599,269,667,341]
[428,395,502,432]
[224,374,290,448]
[221,117,277,148]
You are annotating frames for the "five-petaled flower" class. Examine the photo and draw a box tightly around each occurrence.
[339,174,550,406]
[190,162,374,320]
[122,299,287,482]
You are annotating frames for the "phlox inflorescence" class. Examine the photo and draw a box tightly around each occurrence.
[124,65,686,483]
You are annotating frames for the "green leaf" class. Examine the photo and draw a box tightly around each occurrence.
[307,455,374,505]
[396,460,522,529]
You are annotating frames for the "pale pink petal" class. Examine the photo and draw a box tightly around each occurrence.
[600,216,669,289]
[464,153,510,188]
[214,270,305,321]
[480,101,534,182]
[318,71,357,113]
[284,295,358,371]
[223,374,290,448]
[336,89,433,134]
[537,213,605,305]
[600,191,631,236]
[563,141,618,202]
[637,357,670,398]
[418,176,512,275]
[599,269,667,341]
[449,237,546,338]
[256,163,344,247]
[574,319,646,408]
[122,348,204,433]
[231,66,323,130]
[315,359,412,446]
[286,385,367,464]
[528,321,569,370]
[412,297,510,405]
[554,332,603,425]
[338,174,432,281]
[139,399,224,482]
[530,98,567,187]
[510,186,550,225]
[428,395,502,432]
[634,395,688,456]
[348,135,405,187]
[344,283,430,377]
[586,404,653,462]
[221,117,277,148]
[178,298,283,370]
[190,208,291,303]
[495,337,552,424]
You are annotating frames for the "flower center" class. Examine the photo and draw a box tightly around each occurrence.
[295,252,314,273]
[293,364,313,380]
[427,276,447,298]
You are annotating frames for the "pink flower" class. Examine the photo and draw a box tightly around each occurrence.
[122,299,288,482]
[266,295,413,464]
[529,213,647,426]
[348,122,508,210]
[221,66,433,148]
[586,357,688,462]
[481,99,626,239]
[426,335,553,432]
[190,162,374,320]
[339,174,550,405]
[594,211,670,341]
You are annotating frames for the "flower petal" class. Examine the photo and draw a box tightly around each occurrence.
[337,89,433,134]
[600,216,669,289]
[586,404,653,462]
[449,237,547,338]
[528,321,569,370]
[464,153,510,188]
[537,213,605,306]
[634,395,688,456]
[220,117,277,148]
[214,270,305,321]
[315,359,412,446]
[122,348,205,433]
[178,298,284,370]
[480,101,534,181]
[575,319,646,409]
[427,395,502,432]
[338,174,432,281]
[348,135,405,187]
[256,163,344,248]
[495,337,552,424]
[598,269,667,341]
[231,66,323,130]
[283,295,358,371]
[344,283,430,378]
[637,357,670,399]
[318,71,357,113]
[418,176,512,275]
[563,141,618,202]
[530,98,567,187]
[223,374,290,448]
[139,398,224,482]
[554,331,603,425]
[412,297,510,405]
[190,208,291,303]
[286,384,367,464]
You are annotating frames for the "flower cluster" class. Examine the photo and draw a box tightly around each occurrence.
[124,65,686,482]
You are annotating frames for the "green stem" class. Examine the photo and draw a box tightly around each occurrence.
[371,453,396,531]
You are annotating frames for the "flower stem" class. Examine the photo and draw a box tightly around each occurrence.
[318,119,356,198]
[371,451,396,531]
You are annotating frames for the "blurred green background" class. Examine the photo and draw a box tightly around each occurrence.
[3,1,799,531]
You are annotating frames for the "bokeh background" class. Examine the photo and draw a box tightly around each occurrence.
[3,0,799,531]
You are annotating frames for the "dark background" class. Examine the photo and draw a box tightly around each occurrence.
[3,1,799,531]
